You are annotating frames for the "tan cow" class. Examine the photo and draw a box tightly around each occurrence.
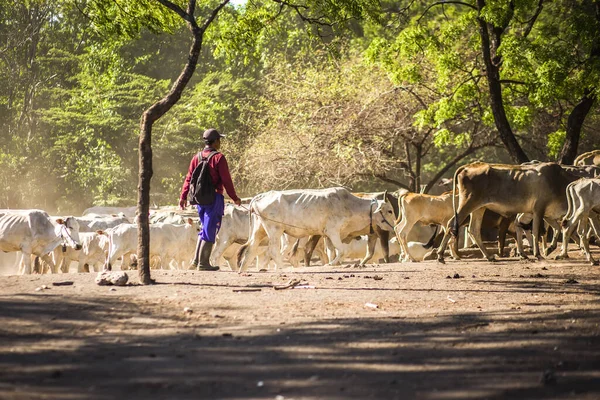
[394,192,461,261]
[434,162,581,263]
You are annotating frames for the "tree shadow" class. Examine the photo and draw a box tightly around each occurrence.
[0,293,599,400]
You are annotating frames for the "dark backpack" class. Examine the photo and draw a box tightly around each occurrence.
[188,151,219,206]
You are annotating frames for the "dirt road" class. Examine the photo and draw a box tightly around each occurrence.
[1,254,599,399]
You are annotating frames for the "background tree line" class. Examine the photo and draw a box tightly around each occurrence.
[1,0,598,214]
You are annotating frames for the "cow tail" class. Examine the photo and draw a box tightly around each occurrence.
[451,165,463,238]
[395,191,410,225]
[290,238,301,259]
[104,229,114,271]
[562,181,577,228]
[237,197,257,270]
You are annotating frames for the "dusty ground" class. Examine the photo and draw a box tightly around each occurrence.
[1,247,600,400]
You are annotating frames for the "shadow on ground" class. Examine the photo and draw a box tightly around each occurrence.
[0,286,599,400]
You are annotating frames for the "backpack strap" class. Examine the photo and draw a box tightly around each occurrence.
[201,150,220,162]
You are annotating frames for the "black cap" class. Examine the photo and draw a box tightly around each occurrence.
[203,128,225,142]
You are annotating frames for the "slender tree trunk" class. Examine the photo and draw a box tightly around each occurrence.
[477,0,529,164]
[138,116,153,284]
[136,0,232,284]
[559,91,596,165]
[415,143,421,192]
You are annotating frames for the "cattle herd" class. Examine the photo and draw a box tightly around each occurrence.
[1,150,599,275]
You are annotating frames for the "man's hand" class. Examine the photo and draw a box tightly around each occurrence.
[179,198,187,210]
[234,199,242,206]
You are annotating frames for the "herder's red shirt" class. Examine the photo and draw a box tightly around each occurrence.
[180,148,240,203]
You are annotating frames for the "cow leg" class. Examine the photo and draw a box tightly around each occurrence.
[436,203,475,264]
[359,234,378,265]
[322,237,337,265]
[262,226,286,271]
[531,212,544,259]
[449,235,461,260]
[304,235,321,267]
[40,253,58,274]
[589,213,600,246]
[467,208,495,261]
[375,228,390,263]
[514,225,530,259]
[19,252,32,275]
[211,237,231,267]
[77,260,87,273]
[497,217,510,257]
[558,207,586,260]
[325,233,347,266]
[394,217,417,262]
[543,219,560,256]
[238,223,268,272]
[577,216,598,265]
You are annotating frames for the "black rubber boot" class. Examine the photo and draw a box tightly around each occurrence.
[197,241,219,271]
[188,236,202,270]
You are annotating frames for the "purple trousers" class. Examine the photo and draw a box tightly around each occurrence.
[195,193,225,242]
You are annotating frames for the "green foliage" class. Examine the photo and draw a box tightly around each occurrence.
[547,130,566,159]
[1,0,599,212]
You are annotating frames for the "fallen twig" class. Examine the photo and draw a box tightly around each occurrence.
[273,278,302,290]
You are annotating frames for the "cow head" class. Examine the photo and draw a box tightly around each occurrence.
[55,217,82,250]
[372,201,396,232]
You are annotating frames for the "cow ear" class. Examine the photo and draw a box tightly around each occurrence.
[96,230,104,235]
[187,217,193,225]
[55,218,65,225]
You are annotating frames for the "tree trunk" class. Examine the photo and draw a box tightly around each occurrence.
[559,2,600,164]
[559,91,596,165]
[477,0,529,164]
[138,115,153,284]
[135,0,229,284]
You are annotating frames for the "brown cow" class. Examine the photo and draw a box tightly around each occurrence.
[434,162,581,263]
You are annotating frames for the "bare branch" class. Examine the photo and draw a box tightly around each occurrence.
[155,0,194,24]
[418,1,477,24]
[523,0,543,38]
[373,174,411,190]
[271,0,333,26]
[200,0,230,31]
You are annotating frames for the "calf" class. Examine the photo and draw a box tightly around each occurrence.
[104,220,198,271]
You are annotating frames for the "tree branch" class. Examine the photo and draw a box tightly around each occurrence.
[418,1,477,23]
[523,0,543,38]
[374,174,411,190]
[155,0,194,24]
[271,0,333,26]
[200,0,230,31]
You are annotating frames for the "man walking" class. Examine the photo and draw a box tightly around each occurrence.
[180,128,242,270]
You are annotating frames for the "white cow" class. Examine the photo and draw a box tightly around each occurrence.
[211,204,253,266]
[103,219,198,271]
[325,235,401,264]
[237,187,396,272]
[558,178,600,265]
[0,210,82,275]
[75,215,131,232]
[83,206,138,219]
[54,231,109,273]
